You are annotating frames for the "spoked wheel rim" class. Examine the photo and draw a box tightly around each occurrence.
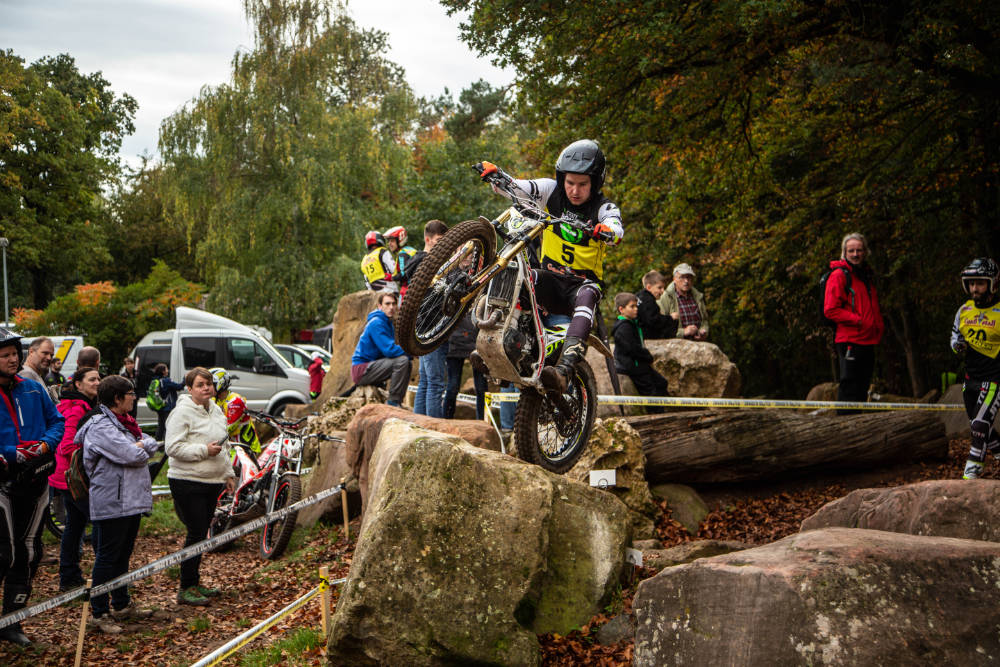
[413,238,489,346]
[535,374,591,463]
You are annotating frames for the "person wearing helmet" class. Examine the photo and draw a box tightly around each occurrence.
[480,139,623,394]
[822,232,885,414]
[209,368,261,454]
[950,257,1000,480]
[0,327,64,645]
[360,231,398,291]
[384,226,418,278]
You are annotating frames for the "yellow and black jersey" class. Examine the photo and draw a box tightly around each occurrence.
[952,298,1000,381]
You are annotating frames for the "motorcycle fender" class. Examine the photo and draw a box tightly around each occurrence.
[587,334,613,358]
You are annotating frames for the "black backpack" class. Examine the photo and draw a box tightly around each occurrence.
[819,267,853,327]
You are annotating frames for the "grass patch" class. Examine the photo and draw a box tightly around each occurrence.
[140,497,184,537]
[188,616,211,633]
[239,627,323,667]
[236,617,253,628]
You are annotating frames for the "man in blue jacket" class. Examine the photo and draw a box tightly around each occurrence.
[0,328,64,646]
[350,292,411,407]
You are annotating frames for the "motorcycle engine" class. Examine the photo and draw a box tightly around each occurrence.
[503,313,537,376]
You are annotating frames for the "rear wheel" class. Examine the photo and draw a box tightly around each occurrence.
[397,219,496,356]
[207,494,234,553]
[514,360,597,474]
[259,473,301,560]
[45,491,66,540]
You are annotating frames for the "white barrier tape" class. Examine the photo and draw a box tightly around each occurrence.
[0,482,345,630]
[191,577,346,667]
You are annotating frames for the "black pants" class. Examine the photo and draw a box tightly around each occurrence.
[964,380,1000,463]
[444,358,487,420]
[90,514,141,617]
[169,478,223,590]
[155,409,169,441]
[835,342,875,415]
[0,480,48,620]
[57,487,91,588]
[624,366,670,414]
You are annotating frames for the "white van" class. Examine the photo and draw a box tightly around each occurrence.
[132,307,310,424]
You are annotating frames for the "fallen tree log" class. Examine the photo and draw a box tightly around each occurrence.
[627,409,949,484]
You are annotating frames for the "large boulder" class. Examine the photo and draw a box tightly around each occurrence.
[567,418,659,539]
[640,539,749,573]
[344,404,502,514]
[647,338,741,398]
[649,483,708,535]
[327,419,632,666]
[634,527,1000,666]
[296,434,357,527]
[317,290,382,403]
[583,347,640,418]
[801,479,1000,541]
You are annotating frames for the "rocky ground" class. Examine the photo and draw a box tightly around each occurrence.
[0,439,975,666]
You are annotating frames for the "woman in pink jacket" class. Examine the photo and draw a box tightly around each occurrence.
[47,368,100,591]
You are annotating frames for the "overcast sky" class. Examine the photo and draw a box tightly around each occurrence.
[0,0,511,163]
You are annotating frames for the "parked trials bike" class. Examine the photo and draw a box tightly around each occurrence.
[209,410,341,559]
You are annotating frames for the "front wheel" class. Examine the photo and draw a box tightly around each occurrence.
[397,219,496,356]
[259,473,301,560]
[514,360,597,474]
[207,497,234,553]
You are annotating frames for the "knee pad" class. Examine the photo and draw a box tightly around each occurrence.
[576,283,602,306]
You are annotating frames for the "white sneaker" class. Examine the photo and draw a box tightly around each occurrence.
[963,460,984,480]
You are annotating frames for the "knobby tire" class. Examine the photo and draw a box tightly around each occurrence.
[514,360,597,474]
[397,219,497,357]
[260,472,301,560]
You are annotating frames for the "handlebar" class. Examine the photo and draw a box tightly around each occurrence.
[473,161,606,240]
[246,409,306,430]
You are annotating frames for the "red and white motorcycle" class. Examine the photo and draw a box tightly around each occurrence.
[209,409,340,559]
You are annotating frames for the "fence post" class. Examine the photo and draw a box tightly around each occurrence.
[319,566,331,637]
[74,579,92,667]
[339,478,349,541]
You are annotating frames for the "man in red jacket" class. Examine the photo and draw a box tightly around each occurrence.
[823,232,885,414]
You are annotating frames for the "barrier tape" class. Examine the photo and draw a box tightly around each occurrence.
[0,482,345,631]
[410,383,962,411]
[190,577,347,667]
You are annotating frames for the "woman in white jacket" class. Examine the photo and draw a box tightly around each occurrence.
[165,367,234,606]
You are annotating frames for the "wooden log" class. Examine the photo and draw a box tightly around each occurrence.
[627,409,949,484]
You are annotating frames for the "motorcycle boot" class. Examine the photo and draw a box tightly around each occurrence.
[541,336,586,394]
[1,590,32,646]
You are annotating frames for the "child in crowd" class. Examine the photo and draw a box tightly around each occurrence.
[950,257,1000,479]
[636,270,677,339]
[612,292,669,413]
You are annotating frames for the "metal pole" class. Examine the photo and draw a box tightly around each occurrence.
[0,237,9,325]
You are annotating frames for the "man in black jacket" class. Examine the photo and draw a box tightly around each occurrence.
[612,292,669,413]
[636,271,677,339]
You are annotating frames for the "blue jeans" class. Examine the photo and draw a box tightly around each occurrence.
[444,358,487,419]
[56,488,90,588]
[415,344,448,418]
[90,514,141,617]
[500,313,571,429]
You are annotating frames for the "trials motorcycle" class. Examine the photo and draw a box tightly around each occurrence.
[395,162,614,473]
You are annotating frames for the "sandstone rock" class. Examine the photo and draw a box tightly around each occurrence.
[805,381,838,403]
[327,419,632,666]
[649,484,708,535]
[647,338,741,398]
[344,404,502,514]
[939,382,967,438]
[296,433,357,528]
[595,613,635,645]
[567,418,659,539]
[312,291,382,408]
[584,347,640,418]
[801,479,1000,542]
[632,539,663,551]
[634,527,1000,666]
[639,540,749,573]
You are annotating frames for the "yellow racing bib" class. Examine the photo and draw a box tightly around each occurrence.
[958,300,1000,359]
[539,222,606,281]
[361,248,388,285]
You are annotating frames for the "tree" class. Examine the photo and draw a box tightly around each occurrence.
[0,51,137,307]
[158,1,417,335]
[444,0,1000,397]
[13,261,203,367]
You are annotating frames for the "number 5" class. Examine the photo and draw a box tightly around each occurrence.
[561,244,575,264]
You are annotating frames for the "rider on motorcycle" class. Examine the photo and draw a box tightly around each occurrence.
[482,139,623,392]
[209,368,261,454]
